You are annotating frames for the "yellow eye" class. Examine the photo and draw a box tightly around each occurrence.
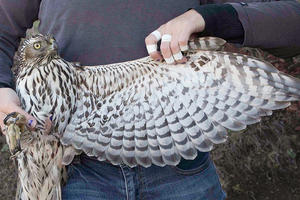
[33,42,41,50]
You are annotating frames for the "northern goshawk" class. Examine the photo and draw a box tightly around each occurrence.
[4,34,300,200]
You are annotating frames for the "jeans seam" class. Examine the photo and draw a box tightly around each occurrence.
[120,166,129,200]
[137,167,146,200]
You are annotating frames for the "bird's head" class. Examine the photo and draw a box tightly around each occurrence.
[18,34,58,67]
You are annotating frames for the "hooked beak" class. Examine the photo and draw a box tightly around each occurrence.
[47,36,58,56]
[49,37,58,51]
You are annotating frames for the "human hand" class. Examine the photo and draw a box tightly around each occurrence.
[0,88,36,134]
[145,9,205,64]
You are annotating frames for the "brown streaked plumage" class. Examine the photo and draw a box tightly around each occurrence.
[5,34,300,199]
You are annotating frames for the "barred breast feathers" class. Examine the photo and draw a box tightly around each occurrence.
[16,58,78,134]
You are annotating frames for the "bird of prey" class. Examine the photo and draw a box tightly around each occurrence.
[4,34,300,200]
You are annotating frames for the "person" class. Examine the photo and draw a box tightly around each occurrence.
[0,0,299,199]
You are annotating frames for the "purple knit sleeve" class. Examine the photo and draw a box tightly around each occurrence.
[230,1,300,49]
[0,0,40,88]
[194,4,244,44]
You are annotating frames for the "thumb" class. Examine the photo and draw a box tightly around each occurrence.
[0,112,7,135]
[12,106,37,129]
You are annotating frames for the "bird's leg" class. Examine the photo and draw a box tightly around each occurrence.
[3,112,30,157]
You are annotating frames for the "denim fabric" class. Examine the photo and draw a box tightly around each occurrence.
[62,155,226,200]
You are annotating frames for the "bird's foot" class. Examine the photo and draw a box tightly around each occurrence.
[3,112,29,157]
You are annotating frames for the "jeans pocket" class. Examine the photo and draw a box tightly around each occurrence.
[172,156,212,176]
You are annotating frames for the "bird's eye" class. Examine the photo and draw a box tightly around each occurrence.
[33,42,41,50]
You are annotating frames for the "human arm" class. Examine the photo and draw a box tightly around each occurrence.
[0,0,40,132]
[145,4,243,64]
[229,1,300,48]
[146,1,300,63]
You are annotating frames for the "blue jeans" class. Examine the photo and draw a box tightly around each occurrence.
[62,154,226,200]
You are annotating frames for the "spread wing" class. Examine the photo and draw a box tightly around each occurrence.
[61,38,300,167]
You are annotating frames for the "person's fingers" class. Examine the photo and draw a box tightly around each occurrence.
[0,88,37,130]
[0,112,7,135]
[151,30,162,41]
[145,30,163,61]
[161,34,174,64]
[175,34,190,63]
[170,39,186,64]
[179,39,189,52]
[146,9,206,64]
